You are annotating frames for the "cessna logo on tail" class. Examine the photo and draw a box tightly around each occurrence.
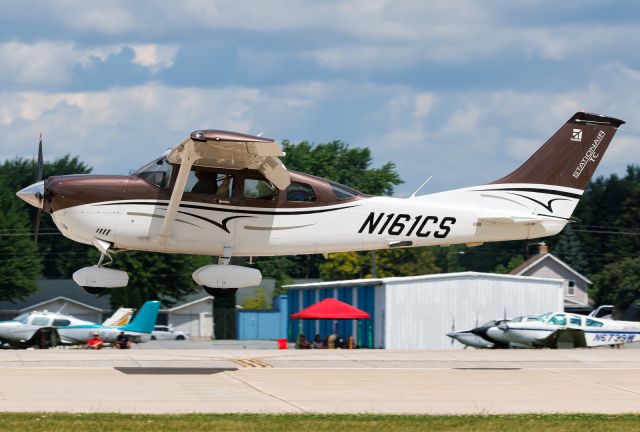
[571,128,583,142]
[358,212,456,238]
[573,130,606,179]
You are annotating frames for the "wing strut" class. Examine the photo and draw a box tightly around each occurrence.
[157,140,197,245]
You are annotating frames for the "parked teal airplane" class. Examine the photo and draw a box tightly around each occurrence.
[0,301,160,348]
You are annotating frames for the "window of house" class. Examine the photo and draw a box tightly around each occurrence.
[244,179,277,200]
[567,280,576,296]
[286,182,317,202]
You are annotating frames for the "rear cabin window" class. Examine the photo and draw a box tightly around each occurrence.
[586,319,604,327]
[286,182,317,202]
[52,318,71,327]
[244,179,277,200]
[329,181,359,200]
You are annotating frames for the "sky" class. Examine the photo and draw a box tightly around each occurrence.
[0,0,639,196]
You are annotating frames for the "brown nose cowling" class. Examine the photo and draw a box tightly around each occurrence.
[491,112,625,190]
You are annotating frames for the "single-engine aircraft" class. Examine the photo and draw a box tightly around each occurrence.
[0,300,160,348]
[503,312,640,348]
[16,112,624,297]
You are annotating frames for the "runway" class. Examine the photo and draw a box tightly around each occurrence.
[1,348,640,414]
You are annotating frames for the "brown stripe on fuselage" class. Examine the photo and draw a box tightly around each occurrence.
[44,170,364,213]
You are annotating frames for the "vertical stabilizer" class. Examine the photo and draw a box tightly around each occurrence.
[120,301,160,334]
[491,112,624,190]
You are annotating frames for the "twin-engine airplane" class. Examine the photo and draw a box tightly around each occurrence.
[16,112,624,296]
[0,301,160,348]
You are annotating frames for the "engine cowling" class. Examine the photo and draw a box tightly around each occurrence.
[72,265,129,288]
[192,264,261,289]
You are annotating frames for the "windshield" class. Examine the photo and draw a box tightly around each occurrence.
[13,313,29,324]
[536,313,551,322]
[133,157,173,188]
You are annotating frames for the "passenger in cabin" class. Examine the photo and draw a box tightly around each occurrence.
[191,171,217,195]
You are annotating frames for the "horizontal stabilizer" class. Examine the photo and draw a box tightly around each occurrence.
[478,215,560,224]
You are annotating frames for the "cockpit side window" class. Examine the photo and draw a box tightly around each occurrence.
[184,168,234,199]
[134,157,173,188]
[52,318,71,327]
[31,316,50,326]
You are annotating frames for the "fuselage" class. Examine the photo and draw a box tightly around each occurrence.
[44,160,575,257]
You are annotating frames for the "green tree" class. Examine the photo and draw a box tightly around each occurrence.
[282,140,403,196]
[0,177,42,301]
[241,287,272,310]
[319,252,363,281]
[592,257,640,310]
[553,225,588,275]
[108,252,214,309]
[494,256,525,274]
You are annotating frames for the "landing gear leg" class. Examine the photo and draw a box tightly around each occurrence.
[204,287,238,297]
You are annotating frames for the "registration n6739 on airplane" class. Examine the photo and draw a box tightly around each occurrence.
[16,112,624,297]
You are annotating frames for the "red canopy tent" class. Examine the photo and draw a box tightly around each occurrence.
[290,298,370,320]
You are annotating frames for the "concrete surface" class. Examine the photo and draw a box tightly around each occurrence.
[1,348,640,414]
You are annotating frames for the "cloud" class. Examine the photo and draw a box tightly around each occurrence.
[0,41,179,87]
[129,44,179,73]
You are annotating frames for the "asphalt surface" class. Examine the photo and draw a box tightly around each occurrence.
[1,343,640,414]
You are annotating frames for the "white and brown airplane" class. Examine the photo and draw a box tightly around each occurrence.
[16,112,624,296]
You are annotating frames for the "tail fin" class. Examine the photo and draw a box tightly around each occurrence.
[491,112,625,190]
[119,301,160,334]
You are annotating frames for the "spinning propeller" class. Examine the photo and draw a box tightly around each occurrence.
[34,134,44,243]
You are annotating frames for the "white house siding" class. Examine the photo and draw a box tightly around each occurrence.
[383,273,564,349]
[167,299,213,338]
[522,259,589,306]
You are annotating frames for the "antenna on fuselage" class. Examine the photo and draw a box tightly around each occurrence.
[410,176,432,198]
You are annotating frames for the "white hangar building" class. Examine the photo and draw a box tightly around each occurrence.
[286,272,564,349]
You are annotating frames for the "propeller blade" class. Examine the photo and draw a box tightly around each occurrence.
[36,133,43,182]
[34,133,44,244]
[34,208,42,244]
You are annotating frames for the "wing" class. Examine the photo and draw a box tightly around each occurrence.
[158,130,290,245]
[166,130,290,189]
[542,328,588,348]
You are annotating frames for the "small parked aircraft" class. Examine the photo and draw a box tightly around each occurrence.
[503,312,640,348]
[16,112,624,297]
[0,300,160,348]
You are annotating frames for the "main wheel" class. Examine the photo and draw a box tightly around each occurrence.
[83,286,107,295]
[176,335,185,340]
[203,287,238,297]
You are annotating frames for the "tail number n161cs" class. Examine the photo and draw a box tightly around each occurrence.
[358,212,456,238]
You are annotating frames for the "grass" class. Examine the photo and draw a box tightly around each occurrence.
[0,413,640,432]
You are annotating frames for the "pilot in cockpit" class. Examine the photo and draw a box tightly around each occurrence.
[191,171,217,195]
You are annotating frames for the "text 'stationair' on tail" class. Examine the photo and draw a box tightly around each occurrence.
[120,301,160,334]
[491,112,625,190]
